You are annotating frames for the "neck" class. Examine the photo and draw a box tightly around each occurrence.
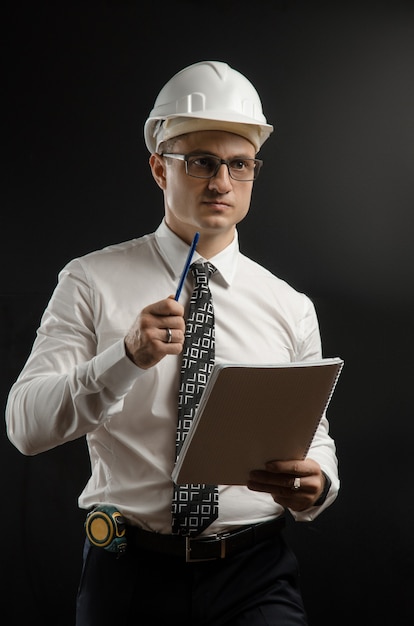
[195,230,235,259]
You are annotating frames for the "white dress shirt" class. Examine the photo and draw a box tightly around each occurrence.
[6,220,339,534]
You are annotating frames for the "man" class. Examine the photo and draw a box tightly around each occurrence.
[6,61,339,625]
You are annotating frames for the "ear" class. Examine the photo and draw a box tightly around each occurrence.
[149,153,167,190]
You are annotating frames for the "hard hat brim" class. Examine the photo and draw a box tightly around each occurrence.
[144,114,273,154]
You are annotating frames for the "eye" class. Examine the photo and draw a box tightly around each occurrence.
[229,159,250,171]
[192,156,217,171]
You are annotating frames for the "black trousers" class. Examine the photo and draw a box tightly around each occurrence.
[76,530,308,626]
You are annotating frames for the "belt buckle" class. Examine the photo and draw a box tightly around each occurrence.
[185,534,227,562]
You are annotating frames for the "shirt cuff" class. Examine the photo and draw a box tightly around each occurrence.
[93,338,147,395]
[313,471,332,506]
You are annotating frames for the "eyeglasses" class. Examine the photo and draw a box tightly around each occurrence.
[161,153,263,181]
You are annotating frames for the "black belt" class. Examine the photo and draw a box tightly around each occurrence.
[127,517,285,562]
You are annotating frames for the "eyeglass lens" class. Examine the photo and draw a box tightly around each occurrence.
[187,155,260,180]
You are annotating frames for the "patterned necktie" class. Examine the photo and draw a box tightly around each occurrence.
[171,262,219,536]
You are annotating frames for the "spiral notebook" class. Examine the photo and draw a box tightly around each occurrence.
[172,357,344,486]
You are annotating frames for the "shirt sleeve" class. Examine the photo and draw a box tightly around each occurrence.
[5,259,144,456]
[289,294,340,521]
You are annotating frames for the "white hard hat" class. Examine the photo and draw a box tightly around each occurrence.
[144,61,274,154]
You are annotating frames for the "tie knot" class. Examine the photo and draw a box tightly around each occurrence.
[190,262,216,285]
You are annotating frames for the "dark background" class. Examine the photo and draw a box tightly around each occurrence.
[2,1,414,624]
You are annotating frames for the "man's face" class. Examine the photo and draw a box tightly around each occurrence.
[156,130,256,245]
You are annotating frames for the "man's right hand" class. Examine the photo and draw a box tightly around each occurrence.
[124,296,185,369]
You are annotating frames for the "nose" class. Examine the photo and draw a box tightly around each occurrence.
[208,163,233,193]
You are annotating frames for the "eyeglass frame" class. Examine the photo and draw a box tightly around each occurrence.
[161,153,263,181]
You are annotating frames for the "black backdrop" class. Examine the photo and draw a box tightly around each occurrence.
[2,1,414,624]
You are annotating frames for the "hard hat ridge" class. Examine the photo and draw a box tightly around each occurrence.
[144,61,273,153]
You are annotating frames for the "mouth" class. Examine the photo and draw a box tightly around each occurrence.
[203,199,231,210]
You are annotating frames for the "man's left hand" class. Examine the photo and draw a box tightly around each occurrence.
[247,458,326,511]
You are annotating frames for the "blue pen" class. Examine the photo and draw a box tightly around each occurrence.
[174,232,200,301]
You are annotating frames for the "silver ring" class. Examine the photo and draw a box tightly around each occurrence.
[292,477,301,490]
[166,327,172,343]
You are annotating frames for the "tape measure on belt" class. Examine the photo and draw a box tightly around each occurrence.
[85,505,127,556]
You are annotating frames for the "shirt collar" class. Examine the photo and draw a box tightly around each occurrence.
[155,219,239,287]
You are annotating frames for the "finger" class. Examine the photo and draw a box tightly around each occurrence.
[248,471,308,494]
[158,314,185,333]
[249,469,294,489]
[160,325,186,344]
[163,327,181,344]
[265,460,304,475]
[265,458,321,479]
[148,297,184,317]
